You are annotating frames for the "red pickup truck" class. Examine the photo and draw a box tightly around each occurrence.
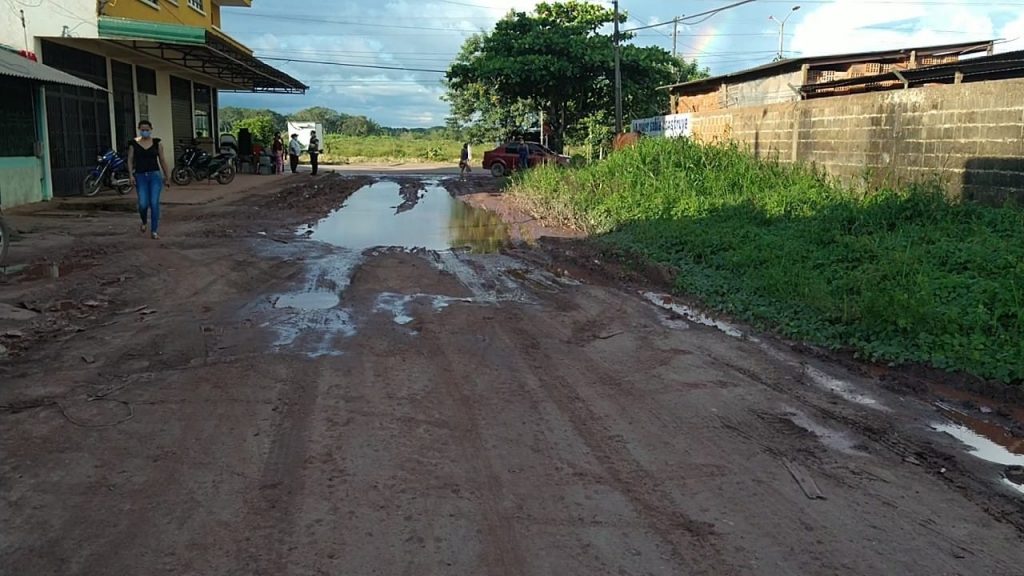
[481,141,571,177]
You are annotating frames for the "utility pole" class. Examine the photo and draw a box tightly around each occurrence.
[20,10,28,51]
[539,109,545,147]
[768,5,800,61]
[613,0,622,133]
[671,16,678,58]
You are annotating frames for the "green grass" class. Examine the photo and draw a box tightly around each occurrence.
[319,135,463,164]
[510,137,1024,383]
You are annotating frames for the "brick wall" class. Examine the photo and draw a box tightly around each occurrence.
[681,78,1024,203]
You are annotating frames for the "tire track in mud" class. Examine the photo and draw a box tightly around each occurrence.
[703,349,1024,541]
[493,306,735,576]
[416,319,530,576]
[236,361,326,575]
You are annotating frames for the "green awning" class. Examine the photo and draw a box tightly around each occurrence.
[98,17,206,45]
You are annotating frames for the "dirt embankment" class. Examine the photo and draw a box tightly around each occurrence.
[442,175,584,243]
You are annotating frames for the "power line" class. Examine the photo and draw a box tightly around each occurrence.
[622,0,757,33]
[257,51,456,64]
[228,11,483,33]
[260,56,447,73]
[688,0,1024,4]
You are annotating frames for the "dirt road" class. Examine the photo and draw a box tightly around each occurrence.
[2,173,1022,575]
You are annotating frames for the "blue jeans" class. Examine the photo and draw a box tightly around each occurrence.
[135,171,163,233]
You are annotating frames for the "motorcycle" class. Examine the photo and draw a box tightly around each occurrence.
[83,149,133,197]
[172,146,236,186]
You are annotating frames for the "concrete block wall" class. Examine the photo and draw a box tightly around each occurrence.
[685,78,1024,203]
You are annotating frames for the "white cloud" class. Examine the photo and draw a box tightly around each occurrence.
[790,0,1009,57]
[220,0,1023,127]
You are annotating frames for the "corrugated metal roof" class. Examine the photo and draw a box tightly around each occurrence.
[660,39,996,93]
[0,48,106,91]
[800,50,1024,96]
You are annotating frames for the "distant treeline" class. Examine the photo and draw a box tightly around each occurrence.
[218,106,459,145]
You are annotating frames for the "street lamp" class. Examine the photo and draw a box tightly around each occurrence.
[768,5,799,61]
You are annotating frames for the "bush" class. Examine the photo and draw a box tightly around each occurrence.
[511,137,1024,382]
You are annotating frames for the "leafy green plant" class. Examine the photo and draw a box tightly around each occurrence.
[510,137,1024,383]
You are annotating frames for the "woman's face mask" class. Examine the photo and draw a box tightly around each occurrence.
[140,129,152,138]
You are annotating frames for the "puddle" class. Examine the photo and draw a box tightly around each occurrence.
[804,366,887,410]
[1003,478,1024,496]
[783,406,864,455]
[304,181,509,253]
[263,251,362,357]
[274,292,339,310]
[931,422,1024,467]
[642,292,743,338]
[375,292,472,326]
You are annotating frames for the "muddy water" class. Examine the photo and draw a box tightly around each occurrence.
[305,181,508,252]
[932,419,1024,467]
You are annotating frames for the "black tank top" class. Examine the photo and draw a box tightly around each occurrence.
[131,138,161,173]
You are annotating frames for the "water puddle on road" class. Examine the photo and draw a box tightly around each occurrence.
[274,291,340,310]
[931,403,1024,469]
[931,421,1024,467]
[642,292,744,338]
[303,181,509,253]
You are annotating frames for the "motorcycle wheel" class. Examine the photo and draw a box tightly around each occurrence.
[0,215,10,266]
[172,167,193,186]
[216,165,236,185]
[82,174,103,197]
[114,171,132,195]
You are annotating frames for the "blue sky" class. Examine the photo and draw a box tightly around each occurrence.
[219,0,1024,127]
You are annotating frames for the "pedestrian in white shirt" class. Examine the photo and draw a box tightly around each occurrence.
[288,134,302,174]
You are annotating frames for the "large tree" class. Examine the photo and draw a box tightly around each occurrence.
[445,1,706,151]
[290,106,347,134]
[219,107,286,135]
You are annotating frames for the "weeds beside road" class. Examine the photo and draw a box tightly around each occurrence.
[511,138,1024,383]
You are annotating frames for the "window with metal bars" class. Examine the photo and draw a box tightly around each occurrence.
[0,79,36,157]
[188,0,204,11]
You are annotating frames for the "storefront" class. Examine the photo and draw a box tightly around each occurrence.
[36,17,304,197]
[0,48,105,208]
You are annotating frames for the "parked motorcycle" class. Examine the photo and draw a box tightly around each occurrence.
[83,149,133,197]
[172,146,236,186]
[0,209,10,265]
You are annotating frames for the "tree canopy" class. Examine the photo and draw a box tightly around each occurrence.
[444,1,708,150]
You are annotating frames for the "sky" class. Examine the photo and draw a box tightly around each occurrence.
[219,0,1024,127]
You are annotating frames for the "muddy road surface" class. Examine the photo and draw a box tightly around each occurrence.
[2,174,1023,576]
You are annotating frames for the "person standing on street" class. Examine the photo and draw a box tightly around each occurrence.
[271,132,284,174]
[308,130,320,176]
[126,120,170,240]
[288,133,301,174]
[518,137,530,172]
[459,142,472,179]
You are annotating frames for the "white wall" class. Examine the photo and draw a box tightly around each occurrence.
[0,0,96,52]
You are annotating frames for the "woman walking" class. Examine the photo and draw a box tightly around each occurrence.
[127,120,171,239]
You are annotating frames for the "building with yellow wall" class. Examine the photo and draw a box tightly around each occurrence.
[0,0,302,200]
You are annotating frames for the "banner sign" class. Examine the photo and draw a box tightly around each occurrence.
[630,113,692,138]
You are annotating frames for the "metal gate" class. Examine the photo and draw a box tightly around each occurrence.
[111,60,136,155]
[41,41,110,197]
[170,76,193,158]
